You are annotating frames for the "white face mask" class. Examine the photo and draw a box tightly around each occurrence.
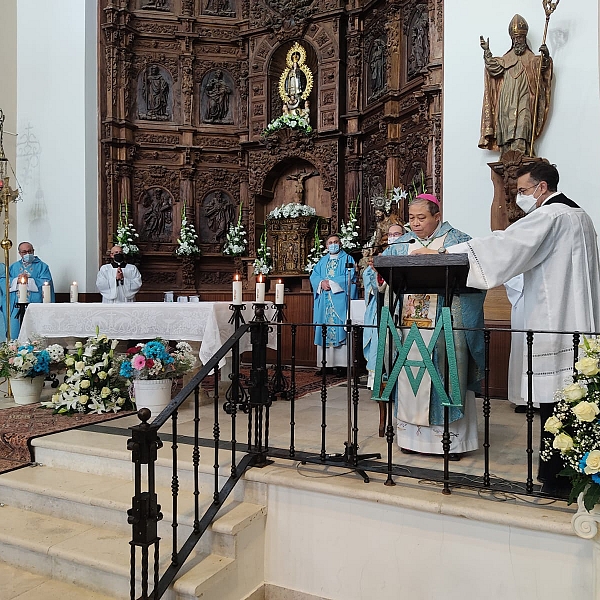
[516,183,540,214]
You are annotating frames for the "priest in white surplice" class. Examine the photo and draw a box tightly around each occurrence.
[96,245,142,303]
[414,161,600,496]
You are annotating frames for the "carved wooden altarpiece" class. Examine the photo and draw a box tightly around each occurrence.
[99,0,444,300]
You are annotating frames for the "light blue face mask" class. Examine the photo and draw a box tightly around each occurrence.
[22,253,35,263]
[328,243,340,254]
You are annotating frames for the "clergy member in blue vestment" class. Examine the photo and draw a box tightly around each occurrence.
[384,195,485,459]
[0,241,55,340]
[310,234,358,372]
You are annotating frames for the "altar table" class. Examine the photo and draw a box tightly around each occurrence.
[18,302,275,366]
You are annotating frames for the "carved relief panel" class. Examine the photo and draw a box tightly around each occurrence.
[200,70,236,125]
[137,65,174,121]
[139,186,174,242]
[199,190,236,246]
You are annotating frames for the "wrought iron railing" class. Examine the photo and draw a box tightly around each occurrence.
[128,302,593,599]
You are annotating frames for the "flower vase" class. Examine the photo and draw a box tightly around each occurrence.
[133,379,173,418]
[10,376,45,405]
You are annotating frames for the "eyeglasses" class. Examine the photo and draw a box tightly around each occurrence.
[516,183,539,195]
[18,249,34,255]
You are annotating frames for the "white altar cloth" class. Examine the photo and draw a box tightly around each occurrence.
[18,302,275,367]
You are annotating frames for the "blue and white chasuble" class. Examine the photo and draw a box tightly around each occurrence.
[0,257,55,340]
[310,250,358,350]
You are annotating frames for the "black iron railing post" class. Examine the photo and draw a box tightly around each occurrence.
[269,303,289,400]
[249,302,271,466]
[483,329,491,487]
[526,330,534,494]
[127,409,164,600]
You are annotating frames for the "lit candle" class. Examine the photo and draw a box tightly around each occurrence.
[17,276,28,303]
[42,281,51,303]
[255,274,265,304]
[70,281,79,303]
[275,279,285,305]
[232,273,242,305]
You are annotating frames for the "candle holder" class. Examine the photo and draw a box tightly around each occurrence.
[15,302,29,327]
[228,303,246,327]
[269,303,289,401]
[251,302,267,322]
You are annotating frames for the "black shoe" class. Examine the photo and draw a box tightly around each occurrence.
[514,405,527,413]
[448,453,462,462]
[334,367,347,377]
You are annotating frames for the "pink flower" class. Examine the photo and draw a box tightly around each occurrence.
[132,355,146,370]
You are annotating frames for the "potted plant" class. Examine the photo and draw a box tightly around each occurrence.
[0,339,64,405]
[41,332,130,415]
[118,340,197,417]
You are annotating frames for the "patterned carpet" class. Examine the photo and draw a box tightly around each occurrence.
[0,405,134,474]
[0,368,345,475]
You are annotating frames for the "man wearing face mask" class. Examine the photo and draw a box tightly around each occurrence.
[414,161,600,496]
[0,241,55,339]
[96,245,142,303]
[310,234,358,375]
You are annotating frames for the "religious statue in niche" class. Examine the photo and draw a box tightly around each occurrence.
[204,0,235,17]
[278,42,313,117]
[140,187,173,242]
[139,65,171,121]
[287,170,318,204]
[371,192,400,250]
[204,70,233,124]
[368,38,386,100]
[141,0,170,10]
[407,6,430,79]
[203,190,235,244]
[479,14,553,157]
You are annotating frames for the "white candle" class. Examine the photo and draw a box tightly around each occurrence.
[42,281,51,303]
[232,274,242,305]
[275,280,284,305]
[255,275,265,304]
[17,277,28,303]
[70,281,79,303]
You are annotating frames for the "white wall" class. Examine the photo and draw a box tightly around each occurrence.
[444,0,600,238]
[16,0,98,293]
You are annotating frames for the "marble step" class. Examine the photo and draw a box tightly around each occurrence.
[0,499,266,599]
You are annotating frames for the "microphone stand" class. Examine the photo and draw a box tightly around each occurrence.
[327,256,381,482]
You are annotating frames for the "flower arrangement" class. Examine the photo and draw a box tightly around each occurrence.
[305,222,324,273]
[223,201,247,257]
[267,203,316,220]
[175,205,201,257]
[41,332,131,415]
[119,340,196,381]
[262,113,313,137]
[253,228,272,276]
[0,339,64,379]
[114,202,140,256]
[542,337,600,508]
[339,196,361,251]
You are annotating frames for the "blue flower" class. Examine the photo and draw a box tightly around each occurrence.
[580,453,590,473]
[592,473,600,485]
[120,361,133,378]
[143,341,170,361]
[31,350,50,375]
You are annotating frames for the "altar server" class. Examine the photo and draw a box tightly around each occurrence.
[310,234,358,374]
[415,161,600,496]
[0,241,55,339]
[385,195,485,460]
[96,245,142,303]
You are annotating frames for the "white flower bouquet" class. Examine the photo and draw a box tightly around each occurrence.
[339,196,361,251]
[223,201,247,257]
[41,332,131,415]
[262,113,313,137]
[542,337,600,508]
[114,201,140,256]
[175,205,201,257]
[0,338,64,378]
[253,229,272,276]
[267,203,316,220]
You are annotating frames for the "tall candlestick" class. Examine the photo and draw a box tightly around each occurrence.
[255,274,265,304]
[232,273,242,305]
[275,279,284,305]
[70,281,79,303]
[42,281,51,303]
[17,276,28,303]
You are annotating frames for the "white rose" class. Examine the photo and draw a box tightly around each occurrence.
[98,371,107,380]
[584,450,600,475]
[65,357,75,367]
[563,383,587,402]
[575,356,600,377]
[79,379,91,389]
[75,342,83,349]
[101,387,111,398]
[572,401,600,422]
[75,361,85,371]
[79,395,89,404]
[553,433,574,453]
[544,416,562,434]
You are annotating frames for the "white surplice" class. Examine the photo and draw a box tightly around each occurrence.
[449,196,600,403]
[96,263,142,303]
